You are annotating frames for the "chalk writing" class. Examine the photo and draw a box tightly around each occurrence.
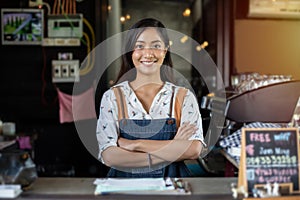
[274,148,290,156]
[249,132,271,142]
[259,147,273,155]
[246,155,297,166]
[242,128,299,193]
[255,168,298,177]
[258,176,292,183]
[274,132,291,141]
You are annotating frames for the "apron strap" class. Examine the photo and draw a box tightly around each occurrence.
[112,87,128,120]
[169,86,175,118]
[113,85,187,128]
[174,87,188,128]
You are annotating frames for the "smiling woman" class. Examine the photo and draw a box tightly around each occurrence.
[131,28,167,86]
[96,18,205,178]
[116,18,174,83]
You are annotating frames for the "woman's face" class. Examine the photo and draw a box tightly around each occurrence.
[132,28,167,78]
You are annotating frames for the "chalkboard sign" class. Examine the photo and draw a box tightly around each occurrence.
[238,128,300,193]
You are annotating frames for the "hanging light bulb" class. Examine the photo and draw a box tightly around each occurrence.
[120,16,126,23]
[183,8,191,17]
[180,35,188,43]
[201,41,209,48]
[196,45,202,51]
[196,41,209,51]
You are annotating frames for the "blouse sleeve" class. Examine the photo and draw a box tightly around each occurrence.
[96,89,119,164]
[180,89,206,147]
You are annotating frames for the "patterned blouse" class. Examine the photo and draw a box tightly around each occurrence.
[96,81,205,163]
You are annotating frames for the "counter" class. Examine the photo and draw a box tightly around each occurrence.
[17,177,237,200]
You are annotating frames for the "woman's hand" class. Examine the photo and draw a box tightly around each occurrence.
[174,122,198,140]
[117,137,138,151]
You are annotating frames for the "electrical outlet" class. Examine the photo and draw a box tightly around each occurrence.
[52,60,80,83]
[69,64,78,77]
[53,65,61,78]
[61,64,69,77]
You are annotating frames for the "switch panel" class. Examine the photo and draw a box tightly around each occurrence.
[52,60,80,82]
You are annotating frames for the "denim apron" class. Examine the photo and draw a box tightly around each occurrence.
[107,86,191,178]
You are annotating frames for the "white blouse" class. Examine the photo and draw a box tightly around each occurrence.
[96,81,205,163]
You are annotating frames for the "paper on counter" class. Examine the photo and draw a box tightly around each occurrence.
[0,184,22,198]
[93,178,175,194]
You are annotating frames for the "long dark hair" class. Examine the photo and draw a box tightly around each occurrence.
[115,18,174,84]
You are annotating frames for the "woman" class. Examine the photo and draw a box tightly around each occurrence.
[96,18,205,177]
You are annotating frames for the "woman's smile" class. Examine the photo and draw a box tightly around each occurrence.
[140,59,157,66]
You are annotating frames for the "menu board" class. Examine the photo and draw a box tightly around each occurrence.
[238,128,300,193]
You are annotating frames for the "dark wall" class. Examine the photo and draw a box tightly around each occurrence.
[0,0,96,125]
[0,0,109,177]
[235,0,249,19]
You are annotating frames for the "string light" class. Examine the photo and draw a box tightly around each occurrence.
[120,16,126,23]
[180,35,188,43]
[120,14,131,23]
[183,8,191,17]
[196,45,202,51]
[202,41,209,48]
[196,41,209,51]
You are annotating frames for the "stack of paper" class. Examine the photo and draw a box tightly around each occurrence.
[93,178,191,195]
[0,184,22,198]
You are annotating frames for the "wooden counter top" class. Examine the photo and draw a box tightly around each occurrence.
[17,177,237,200]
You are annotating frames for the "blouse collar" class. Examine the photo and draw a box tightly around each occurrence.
[112,81,175,100]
